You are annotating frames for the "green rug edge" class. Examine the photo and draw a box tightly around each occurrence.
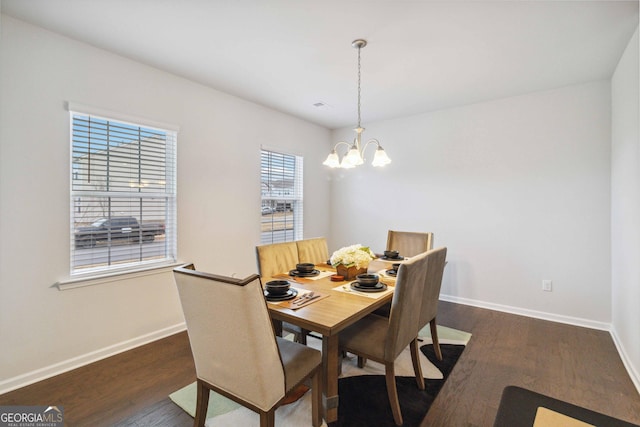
[169,382,241,419]
[419,324,472,343]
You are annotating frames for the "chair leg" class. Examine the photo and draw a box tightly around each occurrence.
[410,338,425,390]
[384,363,403,426]
[299,328,309,345]
[430,318,443,361]
[272,319,283,337]
[259,408,276,427]
[194,379,210,427]
[357,356,367,368]
[311,368,323,427]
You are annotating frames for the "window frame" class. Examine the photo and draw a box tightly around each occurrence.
[67,103,178,280]
[260,147,303,244]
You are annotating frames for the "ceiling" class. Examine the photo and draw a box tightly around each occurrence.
[2,0,638,129]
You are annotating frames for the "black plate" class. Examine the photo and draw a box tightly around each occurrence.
[289,269,320,277]
[264,288,298,301]
[380,256,405,261]
[385,269,397,277]
[350,282,388,293]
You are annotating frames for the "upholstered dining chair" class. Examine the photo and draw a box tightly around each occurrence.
[371,247,447,364]
[372,232,433,319]
[255,241,300,281]
[255,242,309,344]
[386,230,434,257]
[173,264,323,427]
[339,251,431,426]
[296,237,329,265]
[417,247,447,361]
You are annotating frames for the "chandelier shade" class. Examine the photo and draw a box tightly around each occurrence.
[323,39,391,169]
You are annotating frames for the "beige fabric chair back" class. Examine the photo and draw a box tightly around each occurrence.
[386,230,434,257]
[296,237,329,265]
[384,251,430,361]
[256,241,299,280]
[174,266,286,411]
[418,247,447,329]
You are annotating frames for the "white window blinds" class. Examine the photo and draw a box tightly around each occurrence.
[70,109,177,275]
[260,149,303,244]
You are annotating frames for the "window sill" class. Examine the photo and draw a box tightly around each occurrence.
[54,262,185,291]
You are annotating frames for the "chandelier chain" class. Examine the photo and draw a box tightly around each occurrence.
[357,44,362,129]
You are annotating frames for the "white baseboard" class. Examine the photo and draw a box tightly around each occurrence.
[610,327,640,395]
[440,294,611,331]
[0,322,186,395]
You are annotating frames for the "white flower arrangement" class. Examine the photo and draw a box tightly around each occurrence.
[330,244,376,269]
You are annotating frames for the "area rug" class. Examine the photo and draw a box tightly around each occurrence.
[494,386,640,427]
[169,325,471,426]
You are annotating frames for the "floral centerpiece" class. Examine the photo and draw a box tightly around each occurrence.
[330,244,376,280]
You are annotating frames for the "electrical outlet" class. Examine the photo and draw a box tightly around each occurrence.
[542,280,552,292]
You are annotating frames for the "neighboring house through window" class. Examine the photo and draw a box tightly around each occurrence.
[260,148,303,244]
[69,104,177,276]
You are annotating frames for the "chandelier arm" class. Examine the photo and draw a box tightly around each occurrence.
[357,139,380,162]
[332,141,352,153]
[361,139,382,153]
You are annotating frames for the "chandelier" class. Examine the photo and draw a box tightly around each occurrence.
[323,39,391,169]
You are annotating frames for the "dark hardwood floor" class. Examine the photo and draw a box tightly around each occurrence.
[1,301,639,426]
[0,332,195,427]
[425,302,640,426]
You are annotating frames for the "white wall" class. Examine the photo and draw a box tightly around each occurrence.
[1,11,635,394]
[329,81,612,326]
[611,27,640,390]
[0,15,330,391]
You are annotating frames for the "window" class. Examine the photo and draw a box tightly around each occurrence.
[70,106,177,276]
[260,149,303,244]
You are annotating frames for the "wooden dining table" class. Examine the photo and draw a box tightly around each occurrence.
[265,265,395,423]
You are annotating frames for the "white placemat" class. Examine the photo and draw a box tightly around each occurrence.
[376,268,397,282]
[305,270,335,280]
[367,257,410,273]
[332,283,394,299]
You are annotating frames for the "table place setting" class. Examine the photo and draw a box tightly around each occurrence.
[273,262,335,283]
[368,253,411,274]
[377,268,399,283]
[276,289,329,309]
[333,283,394,299]
[263,280,296,300]
[295,269,334,280]
[332,273,395,299]
[262,280,328,309]
[379,249,407,261]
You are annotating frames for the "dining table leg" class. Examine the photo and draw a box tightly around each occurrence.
[271,318,283,336]
[322,334,340,423]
